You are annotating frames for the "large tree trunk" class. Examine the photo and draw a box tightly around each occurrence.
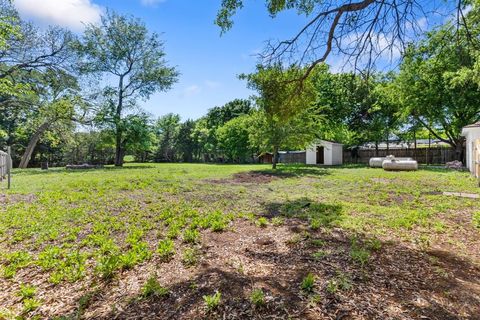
[114,132,124,167]
[19,122,50,169]
[454,138,465,162]
[272,145,279,170]
[114,75,125,167]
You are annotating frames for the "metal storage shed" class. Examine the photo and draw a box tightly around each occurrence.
[462,122,480,175]
[306,140,343,165]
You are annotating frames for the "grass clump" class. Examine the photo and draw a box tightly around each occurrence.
[250,288,266,307]
[203,291,221,311]
[300,273,316,293]
[142,275,169,298]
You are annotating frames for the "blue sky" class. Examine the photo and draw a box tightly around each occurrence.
[13,0,455,121]
[14,0,309,121]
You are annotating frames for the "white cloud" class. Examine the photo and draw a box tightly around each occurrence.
[140,0,166,7]
[181,85,201,97]
[205,80,220,89]
[14,0,102,31]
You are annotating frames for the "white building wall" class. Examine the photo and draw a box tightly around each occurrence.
[306,146,316,165]
[331,144,343,165]
[464,129,480,172]
[324,144,333,165]
[305,141,343,165]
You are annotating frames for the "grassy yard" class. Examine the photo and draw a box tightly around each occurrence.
[0,163,479,319]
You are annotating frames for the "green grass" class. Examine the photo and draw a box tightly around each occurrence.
[0,163,478,293]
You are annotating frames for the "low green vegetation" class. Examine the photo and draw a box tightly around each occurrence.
[142,276,169,298]
[203,291,222,311]
[301,273,316,293]
[250,288,266,307]
[0,163,478,317]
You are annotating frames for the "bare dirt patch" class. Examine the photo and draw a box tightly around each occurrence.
[207,172,280,185]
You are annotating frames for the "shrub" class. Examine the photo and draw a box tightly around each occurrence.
[203,291,221,311]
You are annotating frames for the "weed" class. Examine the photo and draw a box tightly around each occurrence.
[310,218,321,230]
[271,217,284,226]
[301,273,316,293]
[183,228,200,244]
[326,272,352,294]
[142,275,169,298]
[94,254,120,280]
[18,284,36,299]
[312,250,328,260]
[22,298,41,313]
[182,247,199,267]
[157,239,175,261]
[473,212,480,228]
[310,239,326,247]
[255,217,269,228]
[250,288,266,307]
[203,291,221,311]
[350,239,370,267]
[366,238,382,251]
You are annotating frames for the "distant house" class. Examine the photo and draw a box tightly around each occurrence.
[461,122,480,174]
[306,140,343,166]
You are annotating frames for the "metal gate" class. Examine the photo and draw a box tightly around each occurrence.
[0,148,11,189]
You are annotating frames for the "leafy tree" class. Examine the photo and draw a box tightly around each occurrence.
[75,11,178,166]
[241,65,321,169]
[176,119,197,162]
[395,19,480,160]
[18,69,83,168]
[205,99,252,128]
[216,114,255,163]
[155,113,180,162]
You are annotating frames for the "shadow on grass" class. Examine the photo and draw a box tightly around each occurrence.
[12,164,158,175]
[42,197,478,320]
[262,198,343,227]
[251,164,332,178]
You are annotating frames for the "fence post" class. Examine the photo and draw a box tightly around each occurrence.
[7,146,11,189]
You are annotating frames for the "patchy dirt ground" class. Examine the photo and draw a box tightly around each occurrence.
[21,219,479,320]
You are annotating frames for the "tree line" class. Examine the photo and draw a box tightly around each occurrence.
[1,0,479,169]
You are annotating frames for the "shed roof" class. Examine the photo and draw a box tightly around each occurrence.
[462,122,480,136]
[463,122,480,129]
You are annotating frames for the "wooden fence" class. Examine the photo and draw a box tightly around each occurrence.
[0,148,12,189]
[343,147,460,165]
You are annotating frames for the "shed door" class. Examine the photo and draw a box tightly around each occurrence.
[316,146,324,164]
